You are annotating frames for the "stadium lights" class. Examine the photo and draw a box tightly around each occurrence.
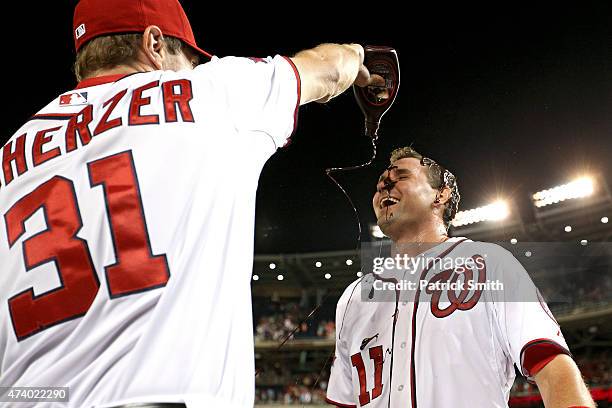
[357,271,363,277]
[346,259,353,266]
[602,217,609,224]
[253,275,259,281]
[371,225,386,239]
[565,225,572,232]
[581,240,588,246]
[532,177,595,208]
[315,261,322,268]
[269,263,276,270]
[510,238,517,244]
[324,273,332,280]
[277,274,284,281]
[451,200,510,228]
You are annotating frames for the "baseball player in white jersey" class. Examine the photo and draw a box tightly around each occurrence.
[0,1,384,407]
[326,147,595,408]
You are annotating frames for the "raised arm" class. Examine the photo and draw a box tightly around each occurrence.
[534,354,595,408]
[290,43,376,105]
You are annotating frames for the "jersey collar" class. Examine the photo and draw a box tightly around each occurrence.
[75,73,132,89]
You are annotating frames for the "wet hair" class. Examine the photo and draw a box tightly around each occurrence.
[389,146,460,229]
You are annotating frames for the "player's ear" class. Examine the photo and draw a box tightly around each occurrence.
[142,25,164,70]
[434,186,452,207]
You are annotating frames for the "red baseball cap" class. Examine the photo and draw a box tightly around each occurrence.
[73,0,212,58]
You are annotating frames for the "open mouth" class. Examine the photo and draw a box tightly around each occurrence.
[380,196,400,209]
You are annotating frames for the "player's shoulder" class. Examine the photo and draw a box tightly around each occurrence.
[455,237,524,272]
[192,55,291,77]
[337,277,365,311]
[455,237,515,258]
[334,276,375,341]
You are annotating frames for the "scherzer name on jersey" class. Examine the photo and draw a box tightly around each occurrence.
[0,55,299,408]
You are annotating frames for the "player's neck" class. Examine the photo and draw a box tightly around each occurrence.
[391,222,448,257]
[82,63,156,81]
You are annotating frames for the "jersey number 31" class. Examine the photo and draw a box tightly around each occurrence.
[5,150,170,341]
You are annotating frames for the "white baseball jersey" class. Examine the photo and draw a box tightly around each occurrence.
[0,55,300,408]
[326,237,570,408]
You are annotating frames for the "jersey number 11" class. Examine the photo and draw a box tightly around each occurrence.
[351,345,384,406]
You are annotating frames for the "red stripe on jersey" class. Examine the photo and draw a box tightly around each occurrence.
[521,338,571,379]
[281,56,301,147]
[324,397,357,408]
[31,113,77,120]
[75,74,131,89]
[536,288,560,327]
[409,238,469,408]
[528,354,558,377]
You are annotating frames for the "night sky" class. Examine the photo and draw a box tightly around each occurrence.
[4,2,612,253]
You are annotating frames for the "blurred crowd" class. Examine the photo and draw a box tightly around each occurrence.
[255,374,328,405]
[576,349,612,388]
[255,349,612,406]
[540,270,612,315]
[254,301,335,342]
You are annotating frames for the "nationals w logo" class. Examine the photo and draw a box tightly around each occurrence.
[424,255,487,318]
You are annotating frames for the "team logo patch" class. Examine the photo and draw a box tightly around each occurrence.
[75,24,86,39]
[425,254,487,318]
[59,92,89,106]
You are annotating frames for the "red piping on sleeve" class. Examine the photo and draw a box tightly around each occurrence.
[325,397,357,408]
[281,56,301,147]
[520,338,571,379]
[528,354,559,377]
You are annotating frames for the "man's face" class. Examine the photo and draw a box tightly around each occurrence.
[372,157,439,239]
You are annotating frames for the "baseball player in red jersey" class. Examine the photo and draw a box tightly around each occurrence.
[326,146,595,407]
[0,1,384,407]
